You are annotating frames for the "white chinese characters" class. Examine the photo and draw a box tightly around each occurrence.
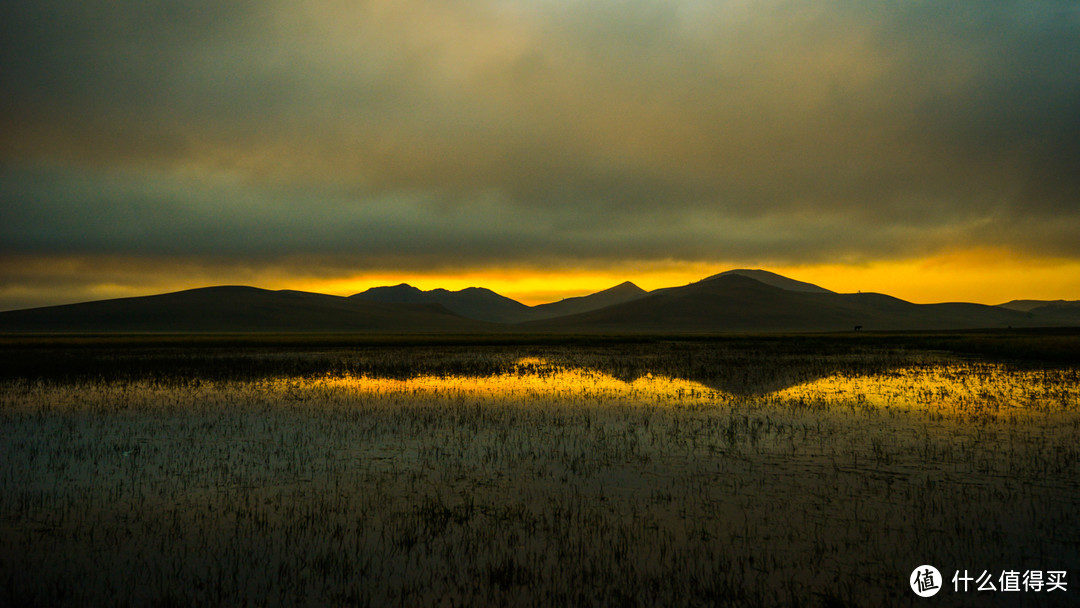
[951,570,1067,593]
[910,565,942,597]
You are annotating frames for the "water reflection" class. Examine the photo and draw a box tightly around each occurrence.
[537,350,907,396]
[320,357,1079,418]
[325,358,730,407]
[773,363,1080,418]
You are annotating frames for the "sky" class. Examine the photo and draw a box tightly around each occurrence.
[2,0,1079,310]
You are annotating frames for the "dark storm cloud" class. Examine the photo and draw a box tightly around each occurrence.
[2,0,1079,268]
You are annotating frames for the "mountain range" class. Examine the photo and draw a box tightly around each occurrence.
[2,269,1078,333]
[351,281,648,323]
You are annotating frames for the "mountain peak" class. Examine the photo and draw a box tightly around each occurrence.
[706,269,834,294]
[607,281,647,295]
[350,283,532,323]
[529,281,649,319]
[353,283,425,301]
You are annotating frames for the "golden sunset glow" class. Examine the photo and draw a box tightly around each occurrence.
[767,251,1080,305]
[305,252,1080,306]
[5,5,1080,604]
[2,2,1079,313]
[4,249,1080,313]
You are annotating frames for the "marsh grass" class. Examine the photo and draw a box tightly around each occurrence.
[1,341,1079,606]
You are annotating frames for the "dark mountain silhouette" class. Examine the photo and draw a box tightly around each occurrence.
[351,281,647,323]
[4,271,1078,334]
[349,284,432,305]
[998,299,1080,312]
[705,269,835,293]
[999,300,1047,312]
[0,286,491,333]
[350,284,535,323]
[524,274,1046,333]
[997,300,1080,325]
[530,281,647,319]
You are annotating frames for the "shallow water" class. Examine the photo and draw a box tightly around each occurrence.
[2,350,1079,606]
[297,356,1080,422]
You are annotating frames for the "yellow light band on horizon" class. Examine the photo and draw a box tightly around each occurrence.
[4,250,1080,311]
[300,251,1080,306]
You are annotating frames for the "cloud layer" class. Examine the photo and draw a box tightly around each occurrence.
[2,1,1079,305]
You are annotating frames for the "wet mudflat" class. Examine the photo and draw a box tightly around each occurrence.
[1,337,1078,606]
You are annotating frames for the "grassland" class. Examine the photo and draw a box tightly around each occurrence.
[1,333,1078,606]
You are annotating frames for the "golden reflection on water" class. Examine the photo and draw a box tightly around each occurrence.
[320,358,726,407]
[772,363,1079,419]
[309,358,1078,419]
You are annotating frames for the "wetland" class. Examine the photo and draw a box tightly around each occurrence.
[1,334,1078,606]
